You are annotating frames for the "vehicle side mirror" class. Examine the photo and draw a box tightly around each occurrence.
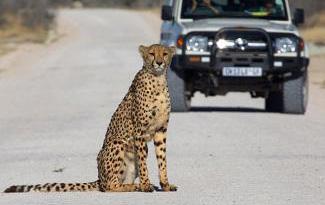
[293,8,305,26]
[161,5,173,21]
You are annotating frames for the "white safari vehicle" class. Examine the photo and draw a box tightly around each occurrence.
[161,0,309,114]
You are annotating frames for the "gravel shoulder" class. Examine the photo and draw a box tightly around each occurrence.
[0,9,324,205]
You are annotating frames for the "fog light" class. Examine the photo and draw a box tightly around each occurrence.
[201,57,210,63]
[274,61,283,67]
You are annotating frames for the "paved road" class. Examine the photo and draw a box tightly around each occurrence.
[0,9,324,205]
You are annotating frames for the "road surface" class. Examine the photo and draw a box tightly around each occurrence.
[0,9,324,205]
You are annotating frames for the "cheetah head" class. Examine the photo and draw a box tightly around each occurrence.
[139,44,176,76]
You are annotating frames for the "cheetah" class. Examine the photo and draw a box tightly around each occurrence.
[4,44,177,193]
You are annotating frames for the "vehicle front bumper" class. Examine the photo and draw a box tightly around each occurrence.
[172,53,309,76]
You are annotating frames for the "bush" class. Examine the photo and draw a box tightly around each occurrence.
[0,0,56,45]
[74,0,163,8]
[288,0,325,20]
[0,0,55,30]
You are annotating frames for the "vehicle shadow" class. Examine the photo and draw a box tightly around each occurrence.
[190,106,266,113]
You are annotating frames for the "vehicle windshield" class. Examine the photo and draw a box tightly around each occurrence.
[181,0,288,20]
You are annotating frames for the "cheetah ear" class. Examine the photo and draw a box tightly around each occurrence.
[139,45,148,57]
[169,46,176,56]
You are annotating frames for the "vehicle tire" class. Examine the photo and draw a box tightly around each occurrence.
[167,68,191,112]
[265,71,308,114]
[282,71,308,114]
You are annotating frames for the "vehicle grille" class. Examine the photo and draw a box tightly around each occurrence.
[214,29,271,71]
[215,29,270,52]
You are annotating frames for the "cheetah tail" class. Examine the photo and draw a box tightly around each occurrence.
[4,180,100,193]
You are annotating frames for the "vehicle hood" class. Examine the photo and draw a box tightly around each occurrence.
[180,18,298,34]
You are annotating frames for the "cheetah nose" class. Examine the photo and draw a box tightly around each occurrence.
[156,61,163,66]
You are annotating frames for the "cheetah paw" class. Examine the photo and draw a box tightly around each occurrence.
[139,183,155,192]
[161,183,178,192]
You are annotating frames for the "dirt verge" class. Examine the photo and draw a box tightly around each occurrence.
[310,55,325,89]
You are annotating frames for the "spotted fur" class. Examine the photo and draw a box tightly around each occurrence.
[4,44,177,193]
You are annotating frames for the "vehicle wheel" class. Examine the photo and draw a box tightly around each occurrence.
[167,68,191,112]
[265,71,308,114]
[282,71,308,114]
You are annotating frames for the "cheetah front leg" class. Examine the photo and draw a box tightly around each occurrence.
[153,128,177,192]
[135,137,154,192]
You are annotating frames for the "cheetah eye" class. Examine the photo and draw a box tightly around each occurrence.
[163,52,168,56]
[149,52,155,56]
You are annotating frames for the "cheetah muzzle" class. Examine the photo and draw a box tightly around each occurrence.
[4,44,177,193]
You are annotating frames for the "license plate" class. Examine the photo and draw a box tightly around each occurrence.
[222,67,263,77]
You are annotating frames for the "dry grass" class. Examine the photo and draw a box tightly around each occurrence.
[0,14,49,56]
[0,16,49,39]
[301,12,325,45]
[301,27,325,45]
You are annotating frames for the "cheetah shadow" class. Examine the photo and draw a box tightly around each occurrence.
[190,106,265,113]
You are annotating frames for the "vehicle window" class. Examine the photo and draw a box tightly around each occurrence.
[181,0,288,20]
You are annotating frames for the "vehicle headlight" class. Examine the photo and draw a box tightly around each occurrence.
[186,36,208,52]
[274,37,298,54]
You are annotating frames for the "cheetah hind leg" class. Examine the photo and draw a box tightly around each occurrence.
[112,142,160,192]
[104,142,139,192]
[121,150,139,184]
[108,182,139,192]
[106,161,139,192]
